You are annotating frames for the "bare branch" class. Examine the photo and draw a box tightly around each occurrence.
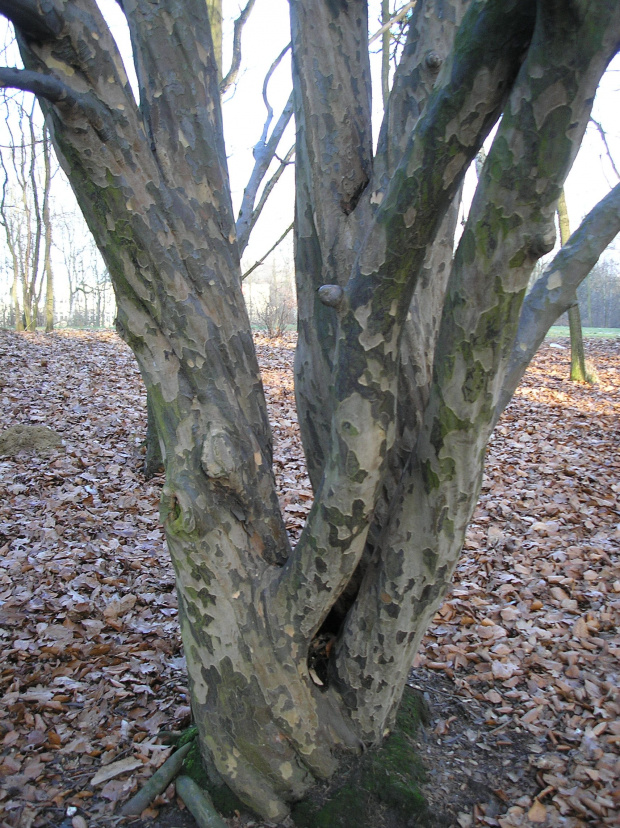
[220,0,258,94]
[368,0,416,45]
[260,43,291,136]
[236,93,293,253]
[0,66,74,104]
[243,144,294,247]
[241,222,293,280]
[0,0,62,41]
[590,117,620,180]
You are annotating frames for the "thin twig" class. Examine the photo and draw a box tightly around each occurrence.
[590,118,620,180]
[242,222,293,281]
[369,1,416,45]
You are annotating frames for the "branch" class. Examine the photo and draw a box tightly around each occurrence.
[219,0,257,94]
[241,222,293,280]
[0,67,74,104]
[121,742,192,816]
[497,182,620,418]
[175,776,228,828]
[0,0,62,41]
[236,94,293,253]
[368,0,416,45]
[260,43,290,136]
[243,144,294,247]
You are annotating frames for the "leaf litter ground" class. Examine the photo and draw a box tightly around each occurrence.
[0,331,618,828]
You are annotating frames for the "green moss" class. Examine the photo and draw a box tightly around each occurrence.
[182,739,245,817]
[292,687,430,827]
[177,726,198,748]
[182,740,209,787]
[293,786,371,828]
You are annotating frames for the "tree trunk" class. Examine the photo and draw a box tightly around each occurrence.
[568,303,587,380]
[43,127,54,332]
[558,190,597,383]
[3,0,619,820]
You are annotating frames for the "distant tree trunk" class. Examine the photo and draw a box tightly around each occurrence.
[559,191,586,380]
[558,191,596,383]
[42,127,54,332]
[11,270,23,331]
[143,393,164,479]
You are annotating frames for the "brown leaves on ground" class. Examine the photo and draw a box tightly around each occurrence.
[0,330,618,828]
[416,338,620,827]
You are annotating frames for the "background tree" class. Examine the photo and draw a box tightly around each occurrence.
[578,254,620,327]
[1,0,619,822]
[558,190,598,383]
[0,95,55,331]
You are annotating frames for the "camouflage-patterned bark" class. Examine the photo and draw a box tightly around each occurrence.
[2,0,619,819]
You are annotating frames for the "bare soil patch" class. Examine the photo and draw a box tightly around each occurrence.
[0,331,618,828]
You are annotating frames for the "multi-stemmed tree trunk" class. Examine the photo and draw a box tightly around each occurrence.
[1,0,619,820]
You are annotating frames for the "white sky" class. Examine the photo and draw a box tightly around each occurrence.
[1,0,619,295]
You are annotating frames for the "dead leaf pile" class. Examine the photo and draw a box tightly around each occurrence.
[0,330,618,828]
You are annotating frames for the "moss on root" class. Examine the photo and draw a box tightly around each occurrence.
[292,686,430,828]
[176,688,429,826]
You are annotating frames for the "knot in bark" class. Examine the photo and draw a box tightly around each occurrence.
[528,229,556,260]
[317,284,344,309]
[425,51,443,71]
[201,424,244,493]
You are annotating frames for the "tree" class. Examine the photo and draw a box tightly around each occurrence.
[558,190,597,383]
[1,0,619,820]
[0,95,55,331]
[578,255,620,327]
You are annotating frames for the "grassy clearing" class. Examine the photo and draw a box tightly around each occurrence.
[546,326,620,338]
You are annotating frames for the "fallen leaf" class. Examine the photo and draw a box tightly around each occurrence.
[90,757,143,786]
[527,800,547,823]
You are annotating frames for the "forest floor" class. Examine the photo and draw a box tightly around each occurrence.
[0,330,618,828]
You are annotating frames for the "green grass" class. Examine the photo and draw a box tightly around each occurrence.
[546,326,620,339]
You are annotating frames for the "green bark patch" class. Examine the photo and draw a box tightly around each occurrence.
[291,687,430,827]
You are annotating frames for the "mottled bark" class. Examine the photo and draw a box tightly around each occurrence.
[331,0,620,739]
[291,0,374,487]
[2,0,618,820]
